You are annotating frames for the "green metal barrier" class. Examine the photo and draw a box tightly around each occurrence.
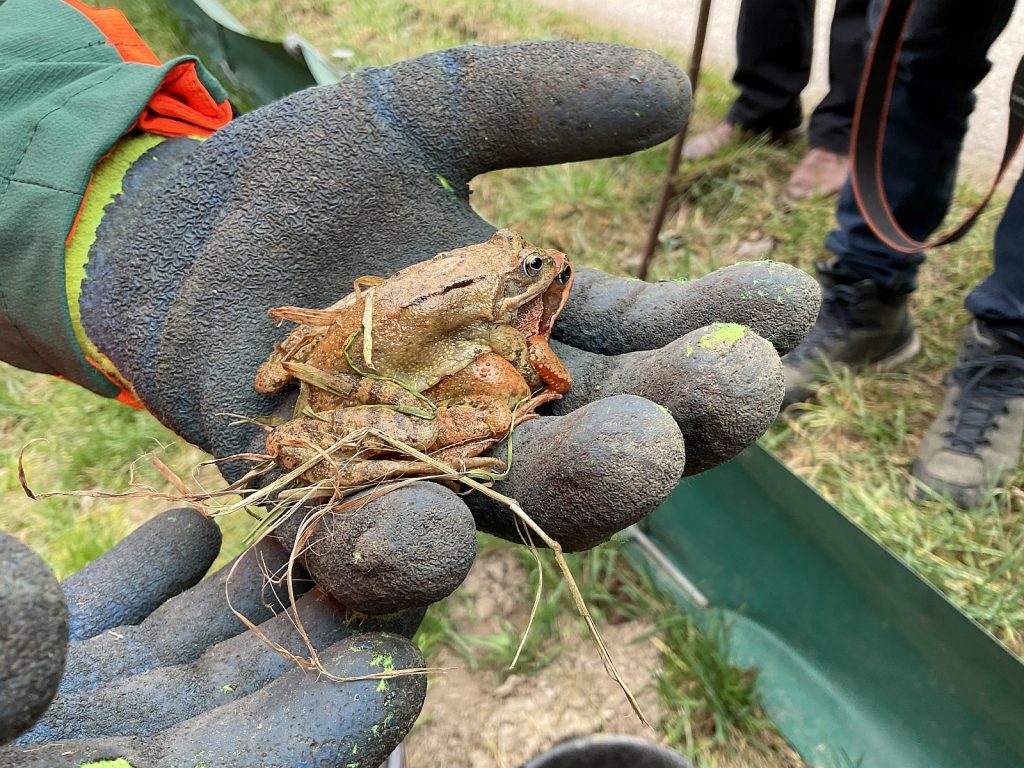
[627,444,1024,768]
[159,3,1024,765]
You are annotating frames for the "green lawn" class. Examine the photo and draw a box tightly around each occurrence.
[2,0,1020,764]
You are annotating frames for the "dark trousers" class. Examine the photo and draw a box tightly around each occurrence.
[826,0,1024,341]
[726,0,869,153]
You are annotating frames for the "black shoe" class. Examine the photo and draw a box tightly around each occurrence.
[782,260,920,406]
[911,320,1024,508]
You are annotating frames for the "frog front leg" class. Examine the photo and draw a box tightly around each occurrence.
[485,324,572,399]
[527,335,572,394]
[487,324,542,390]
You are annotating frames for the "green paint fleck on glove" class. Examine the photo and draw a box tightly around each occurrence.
[698,323,746,350]
[81,760,135,768]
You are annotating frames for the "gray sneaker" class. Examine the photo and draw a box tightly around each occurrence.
[782,261,921,406]
[911,321,1024,508]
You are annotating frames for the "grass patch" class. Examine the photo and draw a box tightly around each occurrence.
[653,611,803,767]
[0,364,249,577]
[414,536,650,672]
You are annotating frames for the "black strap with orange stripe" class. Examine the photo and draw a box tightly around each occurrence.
[851,0,1024,253]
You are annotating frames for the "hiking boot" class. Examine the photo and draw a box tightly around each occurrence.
[910,320,1024,508]
[782,260,920,406]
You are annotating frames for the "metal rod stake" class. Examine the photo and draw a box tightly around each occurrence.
[637,0,714,280]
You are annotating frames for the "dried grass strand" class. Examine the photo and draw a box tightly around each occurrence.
[347,428,650,726]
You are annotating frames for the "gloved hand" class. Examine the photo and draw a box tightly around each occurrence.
[76,43,819,613]
[1,509,427,766]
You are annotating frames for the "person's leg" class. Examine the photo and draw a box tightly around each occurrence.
[966,180,1024,343]
[825,0,1014,294]
[785,0,869,200]
[783,0,1016,407]
[806,0,869,154]
[727,0,814,134]
[685,0,813,159]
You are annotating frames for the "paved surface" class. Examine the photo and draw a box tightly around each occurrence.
[540,0,1024,184]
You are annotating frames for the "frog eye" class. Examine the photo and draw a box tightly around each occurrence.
[521,253,547,277]
[556,263,572,284]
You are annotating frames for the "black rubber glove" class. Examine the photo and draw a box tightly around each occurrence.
[0,533,68,744]
[78,43,819,613]
[1,509,426,766]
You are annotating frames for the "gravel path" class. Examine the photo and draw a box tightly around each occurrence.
[540,0,1024,184]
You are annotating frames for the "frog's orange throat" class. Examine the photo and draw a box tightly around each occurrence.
[521,258,575,399]
[540,257,574,337]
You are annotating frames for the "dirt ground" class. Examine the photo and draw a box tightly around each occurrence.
[405,549,666,767]
[404,550,804,768]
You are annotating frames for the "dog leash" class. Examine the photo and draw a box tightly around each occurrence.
[851,0,1024,252]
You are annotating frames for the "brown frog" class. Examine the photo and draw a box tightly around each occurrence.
[255,229,573,487]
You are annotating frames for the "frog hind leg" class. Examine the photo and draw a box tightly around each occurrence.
[338,456,504,486]
[266,405,438,480]
[271,442,503,487]
[269,406,437,453]
[254,301,358,394]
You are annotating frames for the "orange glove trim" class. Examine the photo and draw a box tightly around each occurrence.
[62,0,233,138]
[140,61,234,138]
[62,0,161,66]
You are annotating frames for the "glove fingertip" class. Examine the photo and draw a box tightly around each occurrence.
[472,394,685,552]
[275,483,477,615]
[375,42,689,182]
[669,324,783,475]
[556,261,821,357]
[0,533,68,744]
[709,261,822,355]
[62,507,221,640]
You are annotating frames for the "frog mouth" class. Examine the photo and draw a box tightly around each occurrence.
[511,262,573,339]
[538,261,573,335]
